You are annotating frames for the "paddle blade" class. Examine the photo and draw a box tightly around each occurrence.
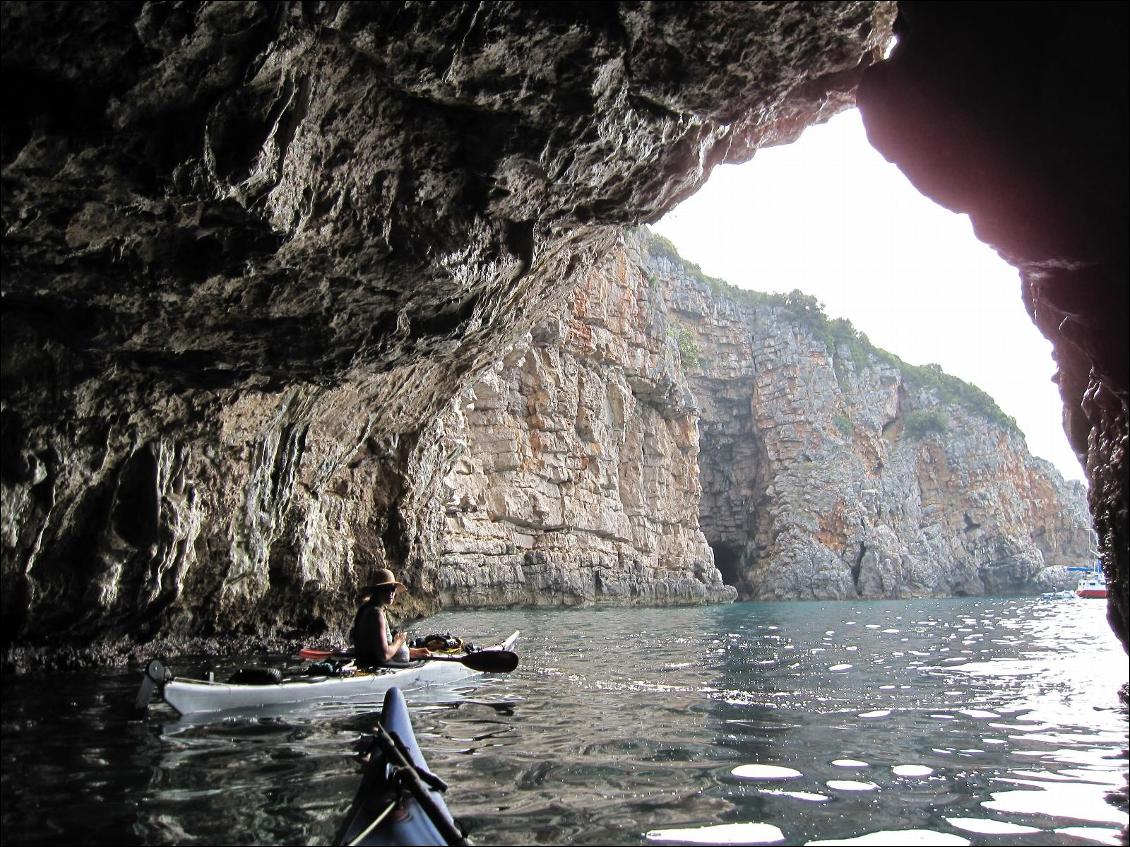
[460,650,519,673]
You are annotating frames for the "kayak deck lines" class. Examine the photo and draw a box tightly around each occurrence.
[337,686,468,846]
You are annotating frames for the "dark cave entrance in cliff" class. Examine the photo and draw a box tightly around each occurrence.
[692,421,770,598]
[711,541,744,589]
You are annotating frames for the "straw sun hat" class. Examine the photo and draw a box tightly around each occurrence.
[359,568,407,597]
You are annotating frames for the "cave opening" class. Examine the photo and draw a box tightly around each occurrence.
[0,8,1125,840]
[0,0,1121,662]
[112,443,161,549]
[652,104,1092,601]
[710,540,744,590]
[653,106,1084,490]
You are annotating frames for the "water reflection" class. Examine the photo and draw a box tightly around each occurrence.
[1,599,1126,846]
[691,598,1128,846]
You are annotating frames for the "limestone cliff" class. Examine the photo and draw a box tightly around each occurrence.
[433,230,1094,602]
[432,245,735,606]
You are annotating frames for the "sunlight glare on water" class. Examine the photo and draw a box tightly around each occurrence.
[1,596,1126,845]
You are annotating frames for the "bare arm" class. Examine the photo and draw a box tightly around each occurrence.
[376,609,406,662]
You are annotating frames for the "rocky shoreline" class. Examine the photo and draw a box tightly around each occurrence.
[2,633,321,676]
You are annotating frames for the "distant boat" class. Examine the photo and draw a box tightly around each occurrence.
[1075,562,1108,599]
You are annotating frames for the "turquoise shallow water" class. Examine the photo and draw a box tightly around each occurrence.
[2,597,1127,845]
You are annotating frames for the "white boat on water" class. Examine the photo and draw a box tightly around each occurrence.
[1064,559,1108,599]
[1076,572,1108,599]
[136,631,519,716]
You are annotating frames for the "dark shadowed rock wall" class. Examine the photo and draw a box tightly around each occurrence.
[1,1,893,658]
[857,1,1128,651]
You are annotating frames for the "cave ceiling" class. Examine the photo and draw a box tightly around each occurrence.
[1,1,894,650]
[1,1,1126,654]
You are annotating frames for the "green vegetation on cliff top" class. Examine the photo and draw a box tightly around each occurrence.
[642,228,1020,435]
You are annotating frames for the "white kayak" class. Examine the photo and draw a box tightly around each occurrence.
[138,631,519,717]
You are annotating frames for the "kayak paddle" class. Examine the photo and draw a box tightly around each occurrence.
[297,647,519,673]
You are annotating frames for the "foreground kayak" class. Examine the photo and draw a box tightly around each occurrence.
[138,631,519,717]
[336,686,466,846]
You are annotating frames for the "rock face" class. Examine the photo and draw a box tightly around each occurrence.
[1,2,893,652]
[3,2,1126,659]
[433,242,735,607]
[658,239,1094,598]
[855,3,1128,648]
[433,230,1094,602]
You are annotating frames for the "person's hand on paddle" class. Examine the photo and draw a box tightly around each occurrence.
[408,646,432,660]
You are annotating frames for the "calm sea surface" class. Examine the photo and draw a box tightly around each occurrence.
[2,597,1127,846]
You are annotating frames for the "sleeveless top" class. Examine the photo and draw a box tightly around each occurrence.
[351,602,409,664]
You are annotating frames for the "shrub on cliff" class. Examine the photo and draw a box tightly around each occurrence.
[901,363,1018,433]
[669,324,702,369]
[640,228,1021,436]
[904,409,948,438]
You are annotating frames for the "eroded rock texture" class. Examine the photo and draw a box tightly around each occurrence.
[1,2,893,653]
[434,237,735,607]
[433,230,1094,603]
[654,235,1094,599]
[857,3,1128,650]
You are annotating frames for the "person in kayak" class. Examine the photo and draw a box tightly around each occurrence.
[351,569,432,666]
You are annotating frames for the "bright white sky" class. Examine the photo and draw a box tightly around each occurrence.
[653,108,1086,483]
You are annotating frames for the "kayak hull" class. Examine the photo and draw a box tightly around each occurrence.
[1076,587,1108,599]
[161,631,519,716]
[336,687,459,846]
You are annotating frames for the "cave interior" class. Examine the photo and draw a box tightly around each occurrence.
[0,2,1125,662]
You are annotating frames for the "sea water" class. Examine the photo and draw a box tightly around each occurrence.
[2,597,1127,845]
